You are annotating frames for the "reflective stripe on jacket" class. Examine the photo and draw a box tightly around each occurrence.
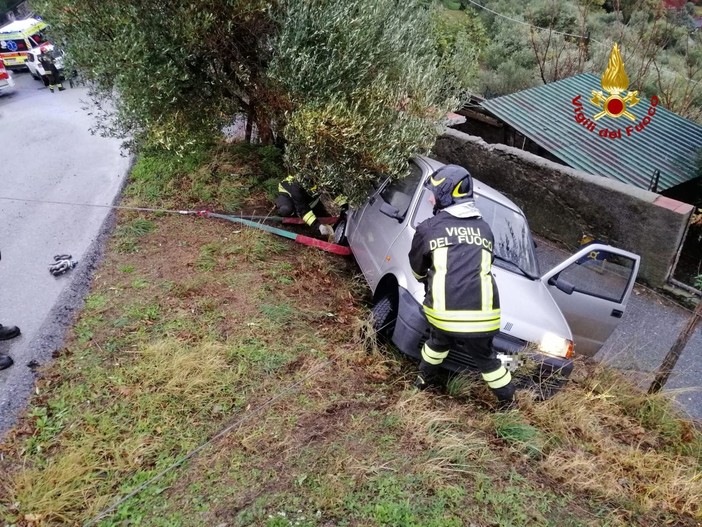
[278,175,320,226]
[408,210,500,336]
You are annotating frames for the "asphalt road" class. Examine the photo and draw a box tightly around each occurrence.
[537,239,702,421]
[0,71,132,436]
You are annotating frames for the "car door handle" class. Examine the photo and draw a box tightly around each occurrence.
[611,309,623,318]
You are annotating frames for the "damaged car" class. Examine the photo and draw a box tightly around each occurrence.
[340,156,640,393]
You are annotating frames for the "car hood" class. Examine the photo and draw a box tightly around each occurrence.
[492,267,572,344]
[403,262,573,347]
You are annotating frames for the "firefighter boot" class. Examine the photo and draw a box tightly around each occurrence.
[58,83,65,91]
[413,360,441,391]
[492,382,517,411]
[0,324,20,341]
[0,354,13,371]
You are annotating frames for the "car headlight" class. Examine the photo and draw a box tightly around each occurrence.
[539,333,574,359]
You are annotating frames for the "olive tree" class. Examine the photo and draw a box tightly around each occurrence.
[267,0,476,205]
[33,0,278,150]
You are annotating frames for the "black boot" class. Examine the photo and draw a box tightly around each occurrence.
[492,382,517,411]
[414,360,441,391]
[0,324,21,341]
[0,355,13,370]
[413,374,429,391]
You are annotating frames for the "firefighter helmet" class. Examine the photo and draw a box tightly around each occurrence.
[424,164,474,209]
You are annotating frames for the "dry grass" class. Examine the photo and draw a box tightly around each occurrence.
[521,363,702,520]
[394,390,496,476]
[2,144,701,527]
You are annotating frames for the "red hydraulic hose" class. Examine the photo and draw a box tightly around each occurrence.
[207,213,352,256]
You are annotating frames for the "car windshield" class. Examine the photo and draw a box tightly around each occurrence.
[412,188,540,278]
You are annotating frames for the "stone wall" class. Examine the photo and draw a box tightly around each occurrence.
[432,128,695,287]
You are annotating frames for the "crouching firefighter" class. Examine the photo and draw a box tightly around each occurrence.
[276,175,335,238]
[408,164,516,407]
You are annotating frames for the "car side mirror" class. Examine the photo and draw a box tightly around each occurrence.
[548,275,575,295]
[379,202,404,222]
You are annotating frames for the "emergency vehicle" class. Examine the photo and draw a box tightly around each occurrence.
[0,18,49,69]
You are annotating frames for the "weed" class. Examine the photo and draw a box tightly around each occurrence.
[493,412,545,458]
[196,242,221,271]
[119,218,156,238]
[260,303,295,325]
[131,277,150,289]
[85,293,109,311]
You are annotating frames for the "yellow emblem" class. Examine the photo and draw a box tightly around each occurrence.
[590,44,640,121]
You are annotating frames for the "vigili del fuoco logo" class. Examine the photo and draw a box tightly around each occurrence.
[572,43,659,139]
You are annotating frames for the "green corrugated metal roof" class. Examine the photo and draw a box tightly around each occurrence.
[480,73,702,192]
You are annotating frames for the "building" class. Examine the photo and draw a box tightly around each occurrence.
[452,73,702,289]
[454,73,702,199]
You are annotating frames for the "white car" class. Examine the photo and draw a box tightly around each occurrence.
[0,58,15,95]
[25,44,64,81]
[341,156,641,392]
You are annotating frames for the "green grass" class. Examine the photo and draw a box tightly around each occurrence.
[1,143,701,527]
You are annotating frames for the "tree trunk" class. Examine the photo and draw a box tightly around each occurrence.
[245,104,254,144]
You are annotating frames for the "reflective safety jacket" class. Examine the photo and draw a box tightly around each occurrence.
[408,206,501,336]
[278,175,321,227]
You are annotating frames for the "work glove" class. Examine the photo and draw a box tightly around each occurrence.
[319,224,334,238]
[49,254,78,276]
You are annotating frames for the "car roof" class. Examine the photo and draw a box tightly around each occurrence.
[0,18,45,34]
[413,155,524,216]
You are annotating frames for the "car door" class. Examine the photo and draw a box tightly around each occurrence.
[348,162,424,290]
[540,243,641,357]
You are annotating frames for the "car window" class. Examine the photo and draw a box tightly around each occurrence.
[560,250,636,303]
[412,189,540,277]
[378,162,423,217]
[1,39,28,52]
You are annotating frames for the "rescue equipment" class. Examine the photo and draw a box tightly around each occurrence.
[193,211,351,256]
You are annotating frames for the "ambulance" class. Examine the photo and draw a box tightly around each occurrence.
[0,18,49,69]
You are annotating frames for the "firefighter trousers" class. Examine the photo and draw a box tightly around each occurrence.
[419,326,515,402]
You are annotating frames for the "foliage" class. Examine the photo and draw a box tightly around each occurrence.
[431,7,488,99]
[462,0,702,122]
[268,0,471,205]
[32,0,278,151]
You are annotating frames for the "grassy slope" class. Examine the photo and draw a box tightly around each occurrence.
[0,143,701,527]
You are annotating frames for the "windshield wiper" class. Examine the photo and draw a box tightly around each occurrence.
[493,254,537,280]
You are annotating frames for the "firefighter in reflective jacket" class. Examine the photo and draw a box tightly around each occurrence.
[39,49,64,93]
[276,175,337,237]
[408,164,516,405]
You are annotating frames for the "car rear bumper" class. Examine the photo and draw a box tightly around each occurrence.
[0,76,16,94]
[393,287,573,381]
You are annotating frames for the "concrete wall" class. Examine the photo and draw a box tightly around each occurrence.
[432,128,695,287]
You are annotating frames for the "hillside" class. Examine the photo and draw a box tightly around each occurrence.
[1,143,701,527]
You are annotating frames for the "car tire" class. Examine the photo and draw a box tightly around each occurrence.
[31,73,40,81]
[371,293,397,341]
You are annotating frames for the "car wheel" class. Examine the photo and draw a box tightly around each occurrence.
[371,293,397,340]
[332,218,348,246]
[31,73,40,80]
